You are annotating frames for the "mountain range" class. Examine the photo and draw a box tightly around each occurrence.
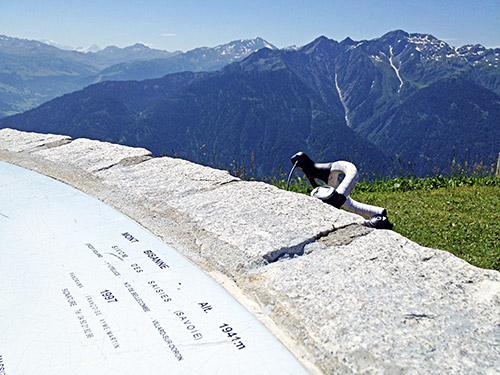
[0,35,275,117]
[1,30,499,179]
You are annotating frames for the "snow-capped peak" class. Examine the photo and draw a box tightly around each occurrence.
[75,44,102,53]
[206,38,276,59]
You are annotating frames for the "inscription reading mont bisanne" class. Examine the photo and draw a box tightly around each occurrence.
[121,232,169,269]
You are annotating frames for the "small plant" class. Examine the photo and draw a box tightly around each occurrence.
[270,175,311,194]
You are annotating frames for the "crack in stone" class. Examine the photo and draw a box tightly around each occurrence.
[263,226,336,263]
[196,178,240,187]
[42,138,72,149]
[93,154,153,173]
[319,224,373,247]
[263,224,373,263]
[263,237,318,263]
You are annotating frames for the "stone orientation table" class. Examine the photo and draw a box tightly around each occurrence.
[0,161,307,374]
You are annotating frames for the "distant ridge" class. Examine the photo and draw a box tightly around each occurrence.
[90,37,277,83]
[0,35,276,117]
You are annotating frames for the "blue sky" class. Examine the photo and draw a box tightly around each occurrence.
[2,0,499,51]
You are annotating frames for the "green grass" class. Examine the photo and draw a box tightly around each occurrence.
[274,175,500,271]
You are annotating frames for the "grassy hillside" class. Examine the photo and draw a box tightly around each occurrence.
[277,175,500,271]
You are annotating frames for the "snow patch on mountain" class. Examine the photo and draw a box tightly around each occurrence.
[389,45,404,93]
[76,44,102,53]
[335,73,351,127]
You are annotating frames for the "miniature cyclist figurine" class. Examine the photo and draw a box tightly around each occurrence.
[288,152,393,229]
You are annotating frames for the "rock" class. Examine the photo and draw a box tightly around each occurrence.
[1,128,499,374]
[0,128,71,152]
[251,229,500,374]
[35,138,153,173]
